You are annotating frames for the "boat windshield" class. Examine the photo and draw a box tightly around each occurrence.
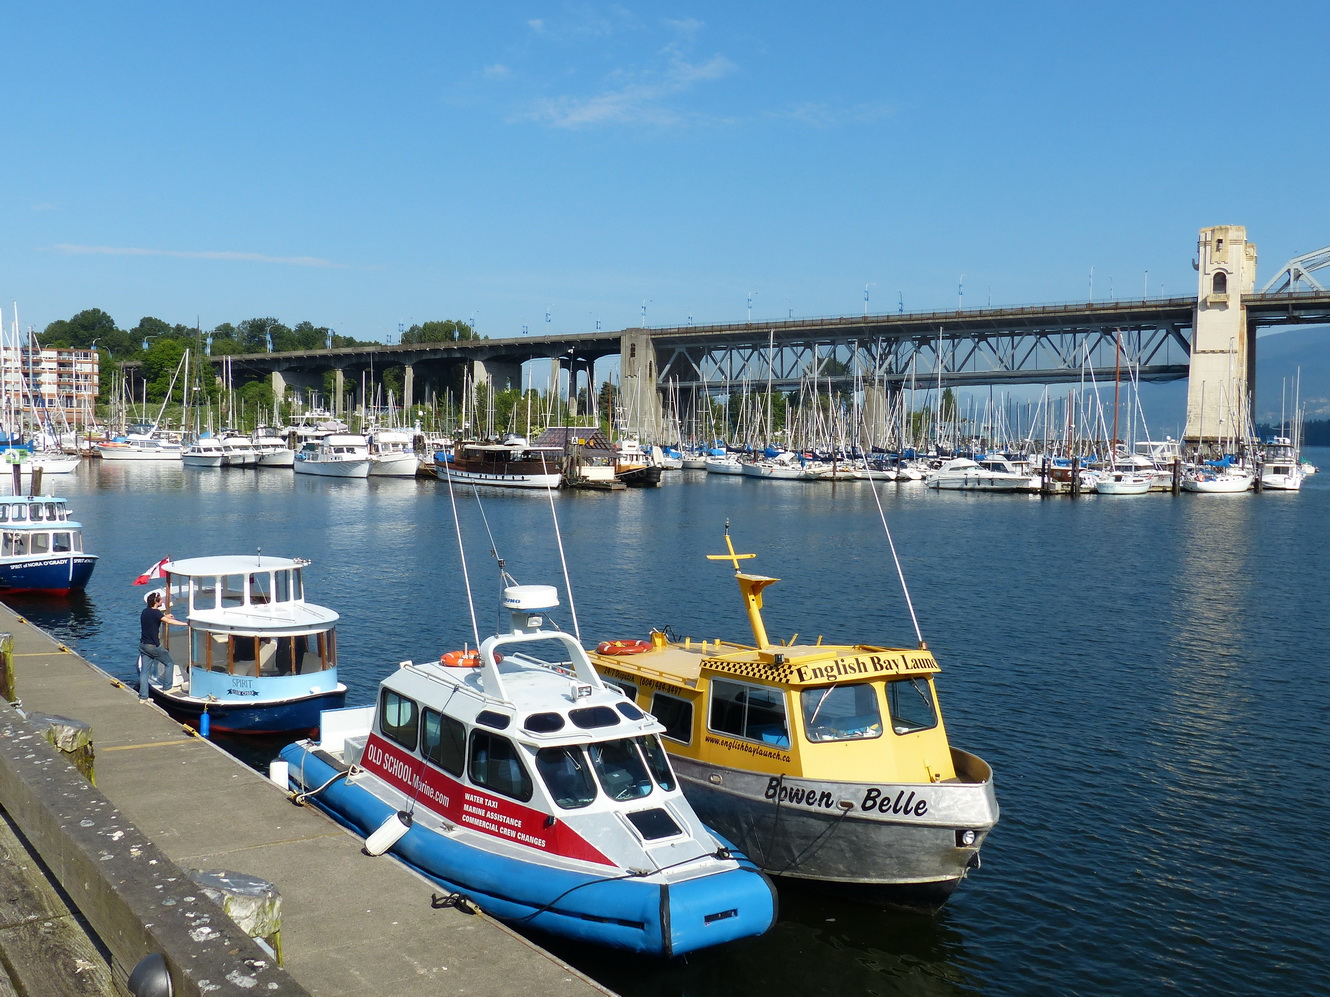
[886,677,939,734]
[800,683,883,742]
[589,738,653,802]
[535,745,598,809]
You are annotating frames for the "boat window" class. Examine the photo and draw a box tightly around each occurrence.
[274,570,293,603]
[28,505,43,522]
[30,533,49,554]
[801,683,883,742]
[615,702,644,721]
[52,532,72,553]
[317,629,337,672]
[268,634,311,676]
[421,709,466,776]
[222,574,246,607]
[588,738,653,802]
[624,808,683,841]
[570,706,620,729]
[249,573,271,605]
[45,503,59,520]
[193,576,219,611]
[523,712,565,734]
[886,677,939,734]
[469,731,533,802]
[649,693,694,744]
[606,679,638,701]
[475,710,512,730]
[709,679,789,747]
[535,745,597,809]
[379,689,420,750]
[638,736,676,791]
[0,507,7,522]
[4,533,26,556]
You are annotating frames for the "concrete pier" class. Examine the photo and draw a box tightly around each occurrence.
[0,603,611,997]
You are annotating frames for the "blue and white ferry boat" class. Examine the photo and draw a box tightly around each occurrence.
[280,582,777,957]
[0,494,97,594]
[140,553,347,734]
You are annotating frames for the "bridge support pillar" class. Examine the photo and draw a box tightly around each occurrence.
[403,364,414,412]
[619,331,664,441]
[334,369,345,418]
[271,370,325,411]
[861,383,890,449]
[1183,225,1257,455]
[473,360,522,393]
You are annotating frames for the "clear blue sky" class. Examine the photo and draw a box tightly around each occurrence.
[4,2,1327,342]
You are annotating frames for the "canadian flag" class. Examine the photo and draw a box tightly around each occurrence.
[133,557,170,585]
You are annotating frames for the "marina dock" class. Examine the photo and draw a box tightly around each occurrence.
[0,602,611,997]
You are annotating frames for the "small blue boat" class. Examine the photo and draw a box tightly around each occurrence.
[280,582,777,957]
[139,553,347,734]
[0,493,97,594]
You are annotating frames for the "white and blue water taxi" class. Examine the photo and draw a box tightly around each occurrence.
[280,582,777,957]
[0,494,97,594]
[140,553,347,734]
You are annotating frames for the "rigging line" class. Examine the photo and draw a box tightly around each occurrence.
[859,415,925,648]
[440,451,482,649]
[541,451,581,642]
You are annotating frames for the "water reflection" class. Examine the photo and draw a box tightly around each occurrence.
[4,452,1330,996]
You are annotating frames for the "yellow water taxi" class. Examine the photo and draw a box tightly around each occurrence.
[588,529,999,910]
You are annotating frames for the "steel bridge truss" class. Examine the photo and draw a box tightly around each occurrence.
[651,308,1193,397]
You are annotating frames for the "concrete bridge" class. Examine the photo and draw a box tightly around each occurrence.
[218,226,1330,451]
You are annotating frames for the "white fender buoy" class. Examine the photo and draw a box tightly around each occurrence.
[267,760,289,790]
[364,810,413,856]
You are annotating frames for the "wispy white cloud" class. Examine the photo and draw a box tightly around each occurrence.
[483,63,511,79]
[46,245,349,269]
[522,52,737,129]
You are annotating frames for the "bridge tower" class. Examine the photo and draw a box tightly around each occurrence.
[619,330,665,440]
[1183,225,1257,453]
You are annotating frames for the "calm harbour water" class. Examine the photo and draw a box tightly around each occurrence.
[9,451,1330,997]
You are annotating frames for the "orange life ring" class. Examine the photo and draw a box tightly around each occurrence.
[440,650,481,668]
[596,639,651,656]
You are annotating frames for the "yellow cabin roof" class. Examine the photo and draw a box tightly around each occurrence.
[591,640,940,690]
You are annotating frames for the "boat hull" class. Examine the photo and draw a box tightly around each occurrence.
[257,449,296,468]
[368,454,421,477]
[438,467,562,489]
[148,682,347,735]
[669,748,998,911]
[0,554,97,594]
[293,458,371,478]
[281,742,778,956]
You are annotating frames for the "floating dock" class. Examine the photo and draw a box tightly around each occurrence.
[0,602,612,997]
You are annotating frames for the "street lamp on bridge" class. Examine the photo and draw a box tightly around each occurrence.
[864,282,876,317]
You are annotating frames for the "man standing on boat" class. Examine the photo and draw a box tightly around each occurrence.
[138,591,183,699]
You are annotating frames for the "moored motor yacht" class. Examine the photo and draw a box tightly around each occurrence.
[292,434,371,478]
[434,437,563,489]
[925,454,1036,492]
[280,582,777,956]
[587,530,998,911]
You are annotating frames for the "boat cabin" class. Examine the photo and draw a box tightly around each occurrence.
[158,555,339,680]
[0,497,88,559]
